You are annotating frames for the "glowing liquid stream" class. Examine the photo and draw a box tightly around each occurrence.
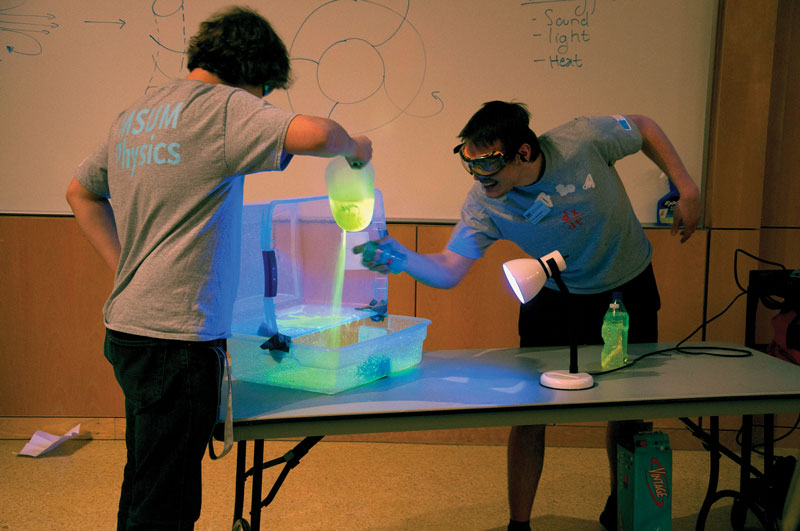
[328,228,347,348]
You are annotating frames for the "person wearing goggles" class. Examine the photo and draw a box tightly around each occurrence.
[455,143,507,176]
[451,119,544,199]
[355,100,700,530]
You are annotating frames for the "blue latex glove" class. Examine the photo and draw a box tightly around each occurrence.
[353,237,407,274]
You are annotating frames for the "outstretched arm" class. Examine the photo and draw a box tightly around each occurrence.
[354,236,475,289]
[629,114,701,242]
[66,178,120,272]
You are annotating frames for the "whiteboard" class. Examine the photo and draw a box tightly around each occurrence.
[0,0,717,222]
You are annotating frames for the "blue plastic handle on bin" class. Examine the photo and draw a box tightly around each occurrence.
[262,250,278,297]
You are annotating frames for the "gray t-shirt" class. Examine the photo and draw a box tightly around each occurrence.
[447,115,651,294]
[76,79,296,340]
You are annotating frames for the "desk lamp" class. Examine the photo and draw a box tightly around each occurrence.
[502,251,594,390]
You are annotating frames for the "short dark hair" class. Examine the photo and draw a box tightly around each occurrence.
[458,101,540,161]
[186,6,291,90]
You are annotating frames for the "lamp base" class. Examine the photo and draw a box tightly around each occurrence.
[539,370,594,390]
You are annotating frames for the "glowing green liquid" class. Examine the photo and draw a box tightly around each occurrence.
[328,197,374,232]
[327,229,347,348]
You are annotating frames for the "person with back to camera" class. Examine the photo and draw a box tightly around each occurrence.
[66,6,372,529]
[355,100,700,530]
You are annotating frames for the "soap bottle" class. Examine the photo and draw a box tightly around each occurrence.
[601,292,629,370]
[656,180,680,226]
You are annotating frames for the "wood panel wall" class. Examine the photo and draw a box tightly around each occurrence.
[753,0,800,344]
[702,0,768,345]
[0,217,120,417]
[1,1,798,449]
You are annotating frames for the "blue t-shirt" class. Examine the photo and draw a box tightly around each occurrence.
[75,79,296,340]
[447,115,652,294]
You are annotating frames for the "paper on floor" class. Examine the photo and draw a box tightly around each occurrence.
[18,424,81,457]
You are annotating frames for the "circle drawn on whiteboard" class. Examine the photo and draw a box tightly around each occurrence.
[317,38,385,104]
[288,0,443,134]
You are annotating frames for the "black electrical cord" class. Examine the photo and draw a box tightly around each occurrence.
[733,248,787,292]
[588,294,752,376]
[589,248,787,377]
[591,248,799,449]
[736,414,800,456]
[771,415,800,444]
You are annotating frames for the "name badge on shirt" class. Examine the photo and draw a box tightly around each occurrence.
[523,195,552,224]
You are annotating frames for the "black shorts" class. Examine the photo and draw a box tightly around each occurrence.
[518,263,661,347]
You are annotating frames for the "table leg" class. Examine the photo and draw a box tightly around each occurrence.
[731,415,753,529]
[681,416,775,531]
[690,416,720,530]
[231,436,324,531]
[764,414,774,482]
[233,440,247,524]
[250,440,265,531]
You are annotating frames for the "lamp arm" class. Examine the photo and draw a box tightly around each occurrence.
[546,258,579,374]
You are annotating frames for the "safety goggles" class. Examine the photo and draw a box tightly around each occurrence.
[453,143,507,177]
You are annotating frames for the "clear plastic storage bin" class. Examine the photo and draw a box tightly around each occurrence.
[229,190,430,394]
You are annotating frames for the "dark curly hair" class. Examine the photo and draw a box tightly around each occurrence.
[458,101,540,162]
[186,6,291,90]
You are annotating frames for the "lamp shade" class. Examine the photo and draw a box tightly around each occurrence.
[502,251,567,303]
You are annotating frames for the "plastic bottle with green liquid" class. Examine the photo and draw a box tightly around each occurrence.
[325,157,375,232]
[601,291,629,370]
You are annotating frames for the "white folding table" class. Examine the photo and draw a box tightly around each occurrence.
[213,342,800,530]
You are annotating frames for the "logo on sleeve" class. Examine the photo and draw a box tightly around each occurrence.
[613,114,631,131]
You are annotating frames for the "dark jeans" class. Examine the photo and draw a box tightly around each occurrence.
[519,262,661,347]
[104,329,226,531]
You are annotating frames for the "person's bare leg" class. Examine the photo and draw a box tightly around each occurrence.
[508,424,546,523]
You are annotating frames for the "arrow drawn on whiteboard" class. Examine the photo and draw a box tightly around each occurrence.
[0,4,57,58]
[83,19,126,30]
[0,18,57,29]
[0,11,55,21]
[400,90,445,118]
